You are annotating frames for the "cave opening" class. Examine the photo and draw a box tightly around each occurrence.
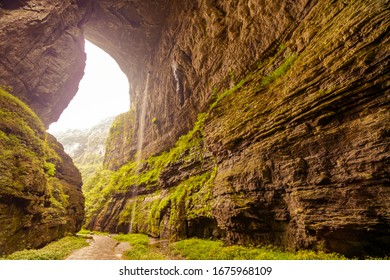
[49,40,130,133]
[48,40,130,180]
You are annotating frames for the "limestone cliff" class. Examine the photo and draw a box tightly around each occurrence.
[0,87,84,255]
[0,0,389,258]
[0,0,90,126]
[85,0,390,258]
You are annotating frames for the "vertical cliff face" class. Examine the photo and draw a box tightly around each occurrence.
[85,0,322,164]
[0,87,84,255]
[84,0,390,257]
[52,116,115,180]
[0,0,87,254]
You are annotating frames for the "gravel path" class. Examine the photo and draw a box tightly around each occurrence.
[66,235,130,260]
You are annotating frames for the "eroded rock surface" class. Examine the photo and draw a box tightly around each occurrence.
[84,0,389,257]
[0,0,90,126]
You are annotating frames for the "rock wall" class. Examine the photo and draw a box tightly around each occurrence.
[85,0,322,166]
[0,0,90,126]
[0,0,87,254]
[0,87,84,255]
[85,0,390,257]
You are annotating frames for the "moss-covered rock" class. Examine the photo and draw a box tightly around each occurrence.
[85,112,219,240]
[85,0,389,258]
[0,87,84,255]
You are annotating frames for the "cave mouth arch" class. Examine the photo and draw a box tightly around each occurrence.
[48,40,130,133]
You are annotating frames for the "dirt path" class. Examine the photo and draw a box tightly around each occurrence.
[66,235,130,260]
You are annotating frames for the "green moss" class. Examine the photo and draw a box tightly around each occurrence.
[1,236,88,260]
[0,86,45,136]
[171,238,347,260]
[260,53,298,87]
[114,233,166,260]
[210,75,251,111]
[0,87,69,217]
[147,168,217,238]
[44,162,56,177]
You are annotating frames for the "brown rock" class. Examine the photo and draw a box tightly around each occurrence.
[0,0,90,126]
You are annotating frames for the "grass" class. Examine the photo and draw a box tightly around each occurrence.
[170,238,347,260]
[1,236,88,260]
[114,234,166,260]
[103,235,348,260]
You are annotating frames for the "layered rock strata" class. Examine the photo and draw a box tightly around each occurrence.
[85,0,390,257]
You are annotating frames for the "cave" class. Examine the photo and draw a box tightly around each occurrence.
[0,0,389,258]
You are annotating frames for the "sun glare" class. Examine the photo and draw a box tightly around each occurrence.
[48,40,130,132]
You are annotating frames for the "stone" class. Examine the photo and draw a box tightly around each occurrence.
[0,87,84,255]
[0,0,90,126]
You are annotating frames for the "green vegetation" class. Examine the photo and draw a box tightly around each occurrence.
[0,86,67,211]
[210,75,250,111]
[44,162,56,176]
[210,45,297,111]
[84,112,212,228]
[83,42,301,242]
[260,53,297,86]
[1,236,88,260]
[104,110,135,169]
[83,169,114,225]
[148,167,217,238]
[77,229,92,235]
[114,234,166,260]
[170,238,347,260]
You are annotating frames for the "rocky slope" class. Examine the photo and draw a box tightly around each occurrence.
[0,0,389,258]
[0,87,84,255]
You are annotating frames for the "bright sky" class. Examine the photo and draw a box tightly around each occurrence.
[48,40,130,132]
